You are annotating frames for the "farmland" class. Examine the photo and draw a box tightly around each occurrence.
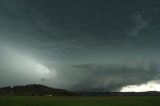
[0,96,160,106]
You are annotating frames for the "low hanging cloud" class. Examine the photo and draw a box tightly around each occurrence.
[71,61,160,91]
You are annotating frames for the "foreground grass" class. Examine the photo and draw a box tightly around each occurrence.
[0,96,160,106]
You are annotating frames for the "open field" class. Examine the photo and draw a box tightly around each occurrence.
[0,96,160,106]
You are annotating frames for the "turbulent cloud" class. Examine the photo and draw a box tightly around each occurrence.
[0,0,160,92]
[129,14,149,37]
[0,45,57,87]
[71,61,160,91]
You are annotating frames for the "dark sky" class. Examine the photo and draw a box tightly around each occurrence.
[0,0,160,92]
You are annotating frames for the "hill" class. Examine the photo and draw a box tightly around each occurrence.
[0,84,74,96]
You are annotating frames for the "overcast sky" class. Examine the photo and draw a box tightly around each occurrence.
[0,0,160,92]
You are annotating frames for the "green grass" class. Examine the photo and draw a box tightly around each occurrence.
[0,96,160,106]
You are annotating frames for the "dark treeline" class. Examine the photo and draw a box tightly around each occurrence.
[0,84,160,96]
[0,84,74,96]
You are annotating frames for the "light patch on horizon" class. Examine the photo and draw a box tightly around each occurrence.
[121,80,160,92]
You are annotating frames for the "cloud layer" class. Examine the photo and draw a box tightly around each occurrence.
[71,61,160,91]
[0,0,160,91]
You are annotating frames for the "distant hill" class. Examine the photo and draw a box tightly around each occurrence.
[75,91,160,96]
[0,84,74,96]
[0,84,160,96]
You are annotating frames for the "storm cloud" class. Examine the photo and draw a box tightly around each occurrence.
[71,61,160,91]
[0,0,160,91]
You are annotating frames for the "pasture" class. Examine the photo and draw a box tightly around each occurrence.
[0,96,160,106]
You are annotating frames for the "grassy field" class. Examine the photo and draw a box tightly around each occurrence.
[0,96,160,106]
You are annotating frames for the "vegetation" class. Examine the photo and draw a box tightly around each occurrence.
[0,96,160,106]
[0,84,74,96]
[0,85,160,106]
